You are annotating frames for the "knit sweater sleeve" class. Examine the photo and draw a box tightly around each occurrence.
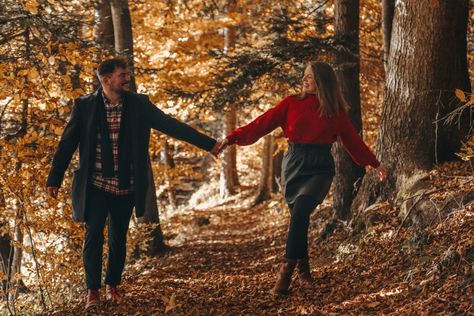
[338,111,380,168]
[226,97,289,146]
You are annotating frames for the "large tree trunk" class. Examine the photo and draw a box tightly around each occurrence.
[220,0,239,198]
[382,0,395,72]
[254,135,273,205]
[95,0,114,51]
[110,0,136,91]
[332,0,365,221]
[351,0,471,226]
[110,0,166,253]
[436,0,471,162]
[93,0,114,90]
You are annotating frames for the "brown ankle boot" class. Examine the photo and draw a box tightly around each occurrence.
[297,257,313,287]
[271,258,297,296]
[85,289,101,310]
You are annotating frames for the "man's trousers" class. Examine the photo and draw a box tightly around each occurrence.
[83,186,134,290]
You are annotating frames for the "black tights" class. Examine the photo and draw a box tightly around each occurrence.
[285,195,320,260]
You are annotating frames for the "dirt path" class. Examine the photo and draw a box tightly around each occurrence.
[47,187,474,315]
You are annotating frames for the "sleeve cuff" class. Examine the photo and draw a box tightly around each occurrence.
[226,133,237,145]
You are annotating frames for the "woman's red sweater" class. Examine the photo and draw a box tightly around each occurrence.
[226,95,380,168]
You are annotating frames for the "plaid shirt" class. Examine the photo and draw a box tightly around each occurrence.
[91,92,133,195]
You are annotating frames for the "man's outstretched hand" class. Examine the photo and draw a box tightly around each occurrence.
[46,186,59,198]
[210,138,229,157]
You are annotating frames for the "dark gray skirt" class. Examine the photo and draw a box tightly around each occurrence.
[281,142,335,205]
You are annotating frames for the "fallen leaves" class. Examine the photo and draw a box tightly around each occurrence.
[15,161,474,316]
[159,293,182,313]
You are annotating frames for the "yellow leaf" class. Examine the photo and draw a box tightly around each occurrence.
[23,0,39,14]
[48,56,55,65]
[455,89,467,103]
[468,94,474,107]
[28,68,40,81]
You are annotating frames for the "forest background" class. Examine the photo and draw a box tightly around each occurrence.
[0,0,473,315]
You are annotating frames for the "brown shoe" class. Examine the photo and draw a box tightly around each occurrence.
[85,289,100,310]
[297,257,313,287]
[271,258,297,296]
[106,285,123,303]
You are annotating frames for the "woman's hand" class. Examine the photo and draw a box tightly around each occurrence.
[210,138,229,157]
[375,165,388,182]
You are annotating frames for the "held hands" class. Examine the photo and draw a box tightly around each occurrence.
[375,165,388,182]
[209,138,229,157]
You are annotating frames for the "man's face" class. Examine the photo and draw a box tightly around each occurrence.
[104,67,131,93]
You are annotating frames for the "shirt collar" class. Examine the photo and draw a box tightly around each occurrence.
[101,91,122,108]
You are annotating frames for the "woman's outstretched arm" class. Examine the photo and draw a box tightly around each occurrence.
[338,111,387,181]
[226,97,290,146]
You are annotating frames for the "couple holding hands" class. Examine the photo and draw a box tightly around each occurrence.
[46,58,386,309]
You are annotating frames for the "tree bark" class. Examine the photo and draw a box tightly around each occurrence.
[436,0,471,162]
[382,0,395,72]
[351,0,471,223]
[220,106,238,197]
[110,0,136,91]
[254,135,273,204]
[332,0,365,220]
[220,0,239,198]
[95,0,115,51]
[93,0,114,90]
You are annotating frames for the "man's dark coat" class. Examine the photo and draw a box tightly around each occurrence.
[46,89,216,222]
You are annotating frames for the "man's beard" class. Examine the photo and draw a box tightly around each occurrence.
[112,84,130,95]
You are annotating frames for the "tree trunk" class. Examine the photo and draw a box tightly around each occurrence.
[332,0,365,221]
[10,224,22,281]
[254,135,273,205]
[0,221,12,299]
[220,0,239,198]
[220,106,238,197]
[136,163,167,256]
[382,0,395,72]
[95,0,115,51]
[436,0,471,162]
[9,220,27,296]
[161,140,177,209]
[351,0,471,224]
[110,0,136,91]
[110,0,166,253]
[93,0,114,90]
[272,141,283,193]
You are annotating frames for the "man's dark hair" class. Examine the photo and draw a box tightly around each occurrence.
[97,58,128,77]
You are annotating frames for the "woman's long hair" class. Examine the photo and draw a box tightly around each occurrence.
[298,62,350,117]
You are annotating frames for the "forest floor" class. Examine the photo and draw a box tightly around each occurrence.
[40,161,474,315]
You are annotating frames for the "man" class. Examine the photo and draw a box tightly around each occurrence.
[46,58,221,310]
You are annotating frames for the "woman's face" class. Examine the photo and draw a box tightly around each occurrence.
[302,65,317,94]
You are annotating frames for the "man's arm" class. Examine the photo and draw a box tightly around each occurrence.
[45,100,81,193]
[142,95,217,151]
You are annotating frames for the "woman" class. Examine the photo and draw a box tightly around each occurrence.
[218,61,387,295]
